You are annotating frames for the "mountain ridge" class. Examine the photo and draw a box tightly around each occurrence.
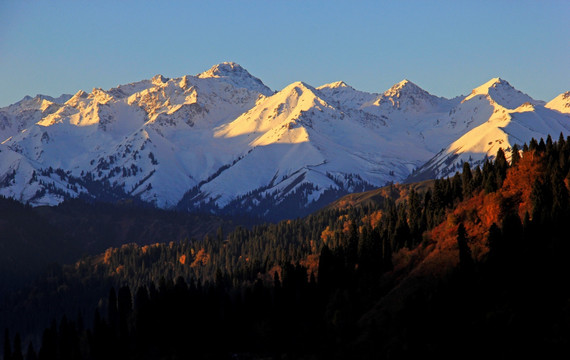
[0,63,568,219]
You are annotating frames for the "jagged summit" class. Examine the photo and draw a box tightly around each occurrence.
[1,65,566,221]
[463,77,536,109]
[466,77,508,97]
[318,81,352,90]
[282,81,319,94]
[12,94,72,108]
[383,79,432,98]
[197,62,246,78]
[197,62,272,96]
[151,74,170,85]
[374,79,447,113]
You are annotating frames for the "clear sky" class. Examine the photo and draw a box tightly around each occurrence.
[0,0,568,107]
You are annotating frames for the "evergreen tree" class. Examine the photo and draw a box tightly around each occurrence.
[538,138,546,152]
[484,170,497,194]
[318,245,335,293]
[486,223,503,262]
[546,134,553,152]
[134,286,150,312]
[407,188,423,246]
[451,172,463,201]
[531,176,553,224]
[11,334,22,360]
[551,168,569,222]
[393,211,411,249]
[511,144,521,166]
[4,329,11,360]
[117,285,132,340]
[501,213,523,259]
[38,322,57,360]
[108,287,119,334]
[495,148,508,188]
[472,166,483,190]
[462,162,473,199]
[58,316,79,360]
[456,223,474,273]
[528,138,538,151]
[25,342,37,360]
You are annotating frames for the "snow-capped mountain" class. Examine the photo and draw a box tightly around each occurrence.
[546,91,570,114]
[408,79,570,181]
[0,63,568,219]
[0,94,72,142]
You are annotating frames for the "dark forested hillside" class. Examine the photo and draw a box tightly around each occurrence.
[3,134,570,359]
[0,199,235,291]
[0,197,78,292]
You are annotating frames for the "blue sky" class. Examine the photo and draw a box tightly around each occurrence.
[0,0,568,107]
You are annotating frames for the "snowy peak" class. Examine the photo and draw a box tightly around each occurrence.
[410,80,570,182]
[216,80,326,144]
[463,78,536,109]
[0,64,566,221]
[318,81,352,90]
[65,90,89,107]
[88,88,114,105]
[281,81,319,97]
[197,62,272,96]
[0,94,72,142]
[21,94,72,107]
[198,62,245,78]
[383,79,421,97]
[151,74,170,86]
[469,77,504,94]
[317,81,377,111]
[374,79,446,113]
[7,94,71,112]
[271,81,330,113]
[546,91,570,114]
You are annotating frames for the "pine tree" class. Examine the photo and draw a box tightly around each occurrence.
[4,329,12,360]
[501,213,523,256]
[456,223,474,273]
[38,322,57,360]
[511,144,521,166]
[118,286,132,340]
[486,223,502,261]
[12,334,22,360]
[546,134,553,152]
[393,210,411,249]
[484,170,497,194]
[25,342,37,360]
[472,166,483,190]
[551,168,569,223]
[108,287,119,335]
[318,245,335,293]
[451,172,463,201]
[528,138,538,151]
[531,176,553,224]
[407,188,423,245]
[462,162,473,199]
[495,148,508,188]
[538,138,546,152]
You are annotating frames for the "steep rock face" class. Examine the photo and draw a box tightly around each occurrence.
[0,63,568,220]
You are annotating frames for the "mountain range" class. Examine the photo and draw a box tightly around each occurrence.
[1,62,568,219]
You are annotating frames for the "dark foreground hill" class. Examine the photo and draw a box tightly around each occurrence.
[3,136,570,359]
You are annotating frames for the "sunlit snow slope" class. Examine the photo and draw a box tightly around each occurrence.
[0,64,568,220]
[409,79,570,181]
